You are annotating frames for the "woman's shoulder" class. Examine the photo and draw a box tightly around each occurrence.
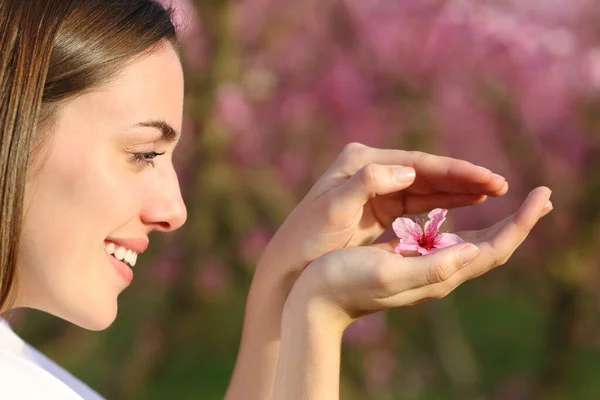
[0,319,102,399]
[0,351,84,399]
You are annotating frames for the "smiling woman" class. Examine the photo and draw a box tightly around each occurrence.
[3,1,186,329]
[31,57,189,311]
[0,0,186,397]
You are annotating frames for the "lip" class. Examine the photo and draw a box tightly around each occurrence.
[104,237,149,254]
[106,252,133,285]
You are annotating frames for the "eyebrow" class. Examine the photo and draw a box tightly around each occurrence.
[134,119,179,143]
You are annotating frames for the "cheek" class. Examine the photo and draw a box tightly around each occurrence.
[20,143,145,304]
[30,147,139,236]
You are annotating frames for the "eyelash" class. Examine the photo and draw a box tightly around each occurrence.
[130,151,165,168]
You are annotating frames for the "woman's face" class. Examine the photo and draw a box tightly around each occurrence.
[18,44,187,330]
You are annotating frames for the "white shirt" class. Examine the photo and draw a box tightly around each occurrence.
[0,319,104,399]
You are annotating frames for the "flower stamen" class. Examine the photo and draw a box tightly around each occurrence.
[392,208,464,255]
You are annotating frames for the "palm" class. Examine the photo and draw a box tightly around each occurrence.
[307,186,552,318]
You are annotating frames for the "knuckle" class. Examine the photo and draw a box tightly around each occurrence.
[342,142,366,155]
[427,260,450,284]
[357,163,379,191]
[370,262,394,295]
[338,142,370,170]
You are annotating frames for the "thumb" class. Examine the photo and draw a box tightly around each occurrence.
[372,240,480,291]
[327,164,416,209]
[403,243,480,287]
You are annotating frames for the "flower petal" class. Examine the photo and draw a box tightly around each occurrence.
[392,217,423,239]
[435,233,464,249]
[424,208,448,237]
[394,241,420,254]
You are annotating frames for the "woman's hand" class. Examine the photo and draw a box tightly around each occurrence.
[273,186,552,399]
[258,142,508,283]
[226,143,507,400]
[295,186,551,321]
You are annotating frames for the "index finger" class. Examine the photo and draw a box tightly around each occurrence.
[327,145,507,197]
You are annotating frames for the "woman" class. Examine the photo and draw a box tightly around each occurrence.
[0,1,552,398]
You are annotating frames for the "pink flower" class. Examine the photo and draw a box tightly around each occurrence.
[392,208,464,255]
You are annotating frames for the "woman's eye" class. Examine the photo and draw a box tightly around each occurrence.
[130,151,165,168]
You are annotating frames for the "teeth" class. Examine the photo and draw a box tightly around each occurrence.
[105,242,115,255]
[104,241,139,266]
[124,250,133,265]
[114,246,126,261]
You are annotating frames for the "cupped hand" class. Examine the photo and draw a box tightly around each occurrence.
[289,186,552,326]
[258,143,508,280]
[230,145,511,400]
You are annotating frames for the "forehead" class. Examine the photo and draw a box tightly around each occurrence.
[60,44,184,133]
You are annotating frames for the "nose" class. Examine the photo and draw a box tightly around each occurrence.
[141,166,187,232]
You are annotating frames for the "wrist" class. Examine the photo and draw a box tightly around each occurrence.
[273,274,346,400]
[225,255,304,400]
[283,268,351,336]
[254,240,304,282]
[247,247,307,319]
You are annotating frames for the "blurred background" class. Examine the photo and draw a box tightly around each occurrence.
[10,0,600,398]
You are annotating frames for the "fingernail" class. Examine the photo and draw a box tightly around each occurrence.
[492,173,505,181]
[458,244,480,265]
[393,167,416,183]
[539,197,553,218]
[477,166,491,174]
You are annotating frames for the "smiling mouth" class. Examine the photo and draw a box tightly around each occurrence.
[103,241,138,268]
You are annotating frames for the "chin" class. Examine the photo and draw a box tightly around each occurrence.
[72,303,118,331]
[74,312,117,331]
[42,297,119,331]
